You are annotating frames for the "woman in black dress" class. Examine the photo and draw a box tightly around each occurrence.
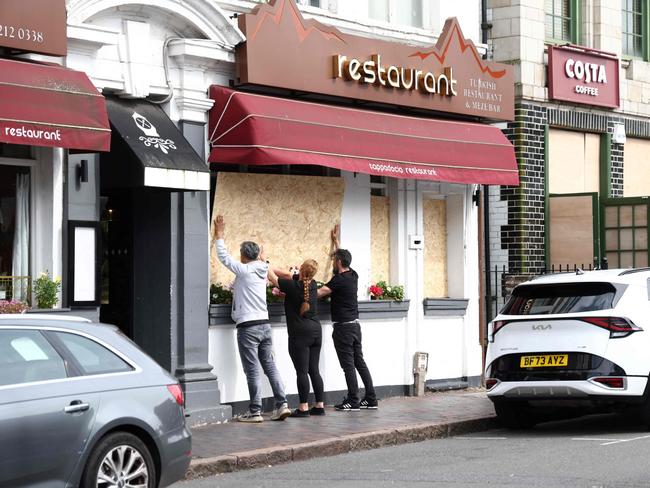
[268,260,325,417]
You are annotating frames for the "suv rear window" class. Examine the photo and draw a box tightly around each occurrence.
[501,282,618,315]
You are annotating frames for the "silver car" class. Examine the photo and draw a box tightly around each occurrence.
[0,315,191,487]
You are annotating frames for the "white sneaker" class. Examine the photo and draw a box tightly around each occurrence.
[270,403,291,421]
[236,411,264,423]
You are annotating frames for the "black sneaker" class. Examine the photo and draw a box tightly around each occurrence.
[335,399,360,411]
[360,398,378,409]
[309,406,326,416]
[290,408,310,418]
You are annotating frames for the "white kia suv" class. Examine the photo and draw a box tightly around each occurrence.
[485,268,650,428]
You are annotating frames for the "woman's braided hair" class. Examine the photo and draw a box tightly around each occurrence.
[299,259,319,317]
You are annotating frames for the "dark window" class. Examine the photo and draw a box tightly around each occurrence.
[501,282,617,315]
[0,329,67,386]
[545,0,573,41]
[622,0,644,58]
[54,332,133,375]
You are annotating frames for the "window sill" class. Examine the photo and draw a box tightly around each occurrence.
[423,298,469,317]
[209,299,411,326]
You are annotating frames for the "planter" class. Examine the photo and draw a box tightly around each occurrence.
[209,299,410,326]
[357,299,410,319]
[423,298,469,317]
[26,307,72,314]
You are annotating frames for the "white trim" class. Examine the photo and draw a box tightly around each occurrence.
[143,166,210,191]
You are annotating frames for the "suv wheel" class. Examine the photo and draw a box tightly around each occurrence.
[494,400,537,429]
[81,432,156,488]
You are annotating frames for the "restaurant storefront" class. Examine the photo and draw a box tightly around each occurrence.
[206,0,518,412]
[0,0,110,311]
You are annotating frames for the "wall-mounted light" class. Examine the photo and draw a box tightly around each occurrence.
[76,159,88,184]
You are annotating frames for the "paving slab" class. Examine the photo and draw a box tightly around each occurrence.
[187,390,496,479]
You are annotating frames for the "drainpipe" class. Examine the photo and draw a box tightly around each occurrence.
[481,0,492,357]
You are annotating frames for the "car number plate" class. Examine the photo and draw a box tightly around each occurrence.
[520,354,568,368]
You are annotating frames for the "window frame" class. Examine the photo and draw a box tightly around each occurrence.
[622,0,649,60]
[544,0,581,45]
[368,0,427,29]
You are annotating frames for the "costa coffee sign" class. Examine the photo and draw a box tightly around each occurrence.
[236,0,514,120]
[548,45,619,108]
[0,0,67,56]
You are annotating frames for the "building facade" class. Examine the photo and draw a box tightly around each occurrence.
[1,0,515,420]
[487,0,650,317]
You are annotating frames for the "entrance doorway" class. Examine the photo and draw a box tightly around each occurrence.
[99,190,134,337]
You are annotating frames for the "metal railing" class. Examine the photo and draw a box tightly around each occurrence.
[0,276,32,306]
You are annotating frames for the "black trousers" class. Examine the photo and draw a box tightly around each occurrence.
[332,322,376,405]
[288,328,324,404]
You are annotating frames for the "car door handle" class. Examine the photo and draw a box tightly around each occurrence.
[64,401,90,414]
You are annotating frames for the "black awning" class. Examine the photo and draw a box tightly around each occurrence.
[106,98,209,191]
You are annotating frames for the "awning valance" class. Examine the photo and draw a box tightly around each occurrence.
[0,58,110,151]
[208,86,519,186]
[106,98,210,191]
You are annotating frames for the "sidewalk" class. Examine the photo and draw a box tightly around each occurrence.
[187,390,497,479]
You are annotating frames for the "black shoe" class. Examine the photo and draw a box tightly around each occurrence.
[290,408,310,418]
[335,399,360,411]
[360,398,378,409]
[309,406,326,416]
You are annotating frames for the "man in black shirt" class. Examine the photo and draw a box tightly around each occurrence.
[318,227,378,411]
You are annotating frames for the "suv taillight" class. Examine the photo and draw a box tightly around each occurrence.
[167,384,185,407]
[580,317,643,338]
[489,320,509,342]
[591,377,625,389]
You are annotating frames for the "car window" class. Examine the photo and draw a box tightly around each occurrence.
[54,332,133,375]
[501,282,617,315]
[0,330,67,386]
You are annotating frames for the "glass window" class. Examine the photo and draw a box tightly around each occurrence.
[394,0,423,28]
[0,330,67,386]
[502,283,618,315]
[369,0,390,22]
[545,0,573,41]
[54,332,133,376]
[622,0,644,58]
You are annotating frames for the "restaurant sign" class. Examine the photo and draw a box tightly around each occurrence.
[236,0,514,121]
[548,45,619,108]
[0,0,67,56]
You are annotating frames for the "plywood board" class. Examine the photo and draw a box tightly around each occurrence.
[423,198,447,297]
[548,129,600,194]
[210,172,345,284]
[624,138,650,197]
[549,195,594,268]
[370,196,390,283]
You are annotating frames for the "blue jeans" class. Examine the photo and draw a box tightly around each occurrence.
[237,323,287,413]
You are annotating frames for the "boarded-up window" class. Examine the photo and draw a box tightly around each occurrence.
[548,129,600,194]
[370,196,390,283]
[623,138,650,197]
[423,199,447,297]
[548,194,596,268]
[210,172,345,284]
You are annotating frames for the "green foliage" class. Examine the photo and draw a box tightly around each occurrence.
[210,283,233,304]
[33,271,61,309]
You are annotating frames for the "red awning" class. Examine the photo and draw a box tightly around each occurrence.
[208,86,518,185]
[0,58,110,151]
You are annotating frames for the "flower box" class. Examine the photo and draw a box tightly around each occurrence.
[208,299,410,327]
[423,298,469,317]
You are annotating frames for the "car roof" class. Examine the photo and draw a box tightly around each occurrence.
[520,268,650,287]
[0,314,92,323]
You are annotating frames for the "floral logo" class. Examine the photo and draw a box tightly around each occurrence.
[132,112,177,155]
